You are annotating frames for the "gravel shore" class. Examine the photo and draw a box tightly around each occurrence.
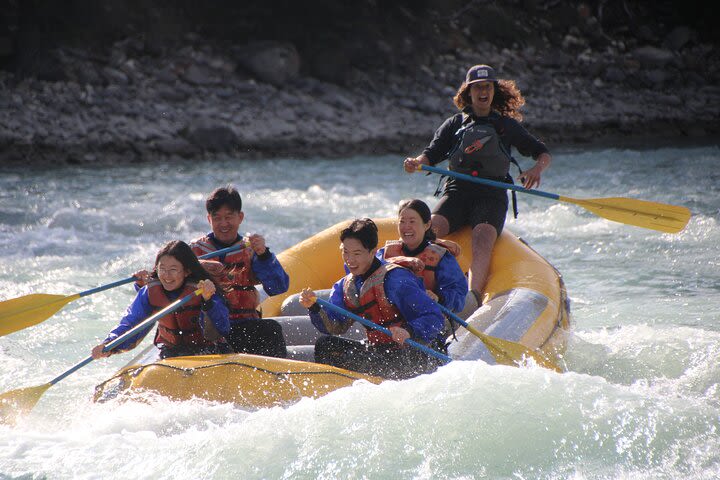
[1,2,717,166]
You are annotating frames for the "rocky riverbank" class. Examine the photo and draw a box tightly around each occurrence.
[1,1,718,166]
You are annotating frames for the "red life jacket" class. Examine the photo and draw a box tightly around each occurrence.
[342,263,406,346]
[383,240,448,293]
[191,236,260,320]
[148,280,210,348]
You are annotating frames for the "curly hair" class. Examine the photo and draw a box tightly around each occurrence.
[453,79,526,121]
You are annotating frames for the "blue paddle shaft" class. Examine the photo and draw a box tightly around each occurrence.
[76,243,246,298]
[420,164,559,200]
[49,356,94,385]
[436,303,469,328]
[45,245,244,387]
[49,290,201,386]
[316,299,451,363]
[101,291,199,353]
[78,277,135,298]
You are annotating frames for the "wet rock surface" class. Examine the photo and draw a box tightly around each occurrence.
[0,1,718,166]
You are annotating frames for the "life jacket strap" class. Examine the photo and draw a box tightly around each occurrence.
[230,307,261,315]
[507,157,523,219]
[349,299,377,315]
[230,285,256,291]
[174,305,201,314]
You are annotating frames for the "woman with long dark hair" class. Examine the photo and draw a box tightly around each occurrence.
[403,64,552,304]
[378,199,467,313]
[91,240,229,359]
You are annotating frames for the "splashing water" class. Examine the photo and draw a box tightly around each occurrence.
[1,146,719,479]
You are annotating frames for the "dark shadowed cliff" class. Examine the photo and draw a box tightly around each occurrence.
[1,0,718,165]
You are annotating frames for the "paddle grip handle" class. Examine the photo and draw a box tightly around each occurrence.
[316,299,451,363]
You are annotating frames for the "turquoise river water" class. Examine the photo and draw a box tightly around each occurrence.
[1,146,719,479]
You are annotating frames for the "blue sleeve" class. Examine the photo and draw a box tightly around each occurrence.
[434,253,468,312]
[309,278,350,334]
[251,250,290,296]
[384,269,445,343]
[104,287,155,350]
[204,293,230,337]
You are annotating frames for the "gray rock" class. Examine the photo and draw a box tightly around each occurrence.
[182,121,239,151]
[664,26,696,52]
[156,84,188,102]
[76,66,103,86]
[304,102,335,121]
[181,63,220,86]
[643,69,669,86]
[631,46,675,68]
[153,137,198,156]
[102,66,129,85]
[660,95,682,106]
[324,92,355,110]
[539,50,573,68]
[155,67,177,84]
[235,41,300,86]
[603,66,626,83]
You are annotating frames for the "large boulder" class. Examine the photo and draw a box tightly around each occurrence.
[182,120,239,152]
[631,46,675,68]
[234,41,300,86]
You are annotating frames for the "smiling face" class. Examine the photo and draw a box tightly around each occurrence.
[341,237,377,276]
[208,205,244,244]
[470,81,495,116]
[398,207,431,251]
[156,255,190,291]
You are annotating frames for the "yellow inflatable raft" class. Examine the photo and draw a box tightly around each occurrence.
[94,218,571,408]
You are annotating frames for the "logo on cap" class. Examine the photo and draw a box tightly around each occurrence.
[466,64,497,84]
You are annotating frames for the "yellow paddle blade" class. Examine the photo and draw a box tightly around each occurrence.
[561,196,691,234]
[0,383,52,424]
[0,293,80,337]
[465,324,562,372]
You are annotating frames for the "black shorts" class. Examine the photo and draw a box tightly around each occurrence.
[433,191,508,236]
[314,335,444,380]
[227,318,287,358]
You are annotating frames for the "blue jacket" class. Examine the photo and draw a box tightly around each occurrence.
[377,241,467,312]
[310,259,445,343]
[104,284,229,351]
[205,232,289,296]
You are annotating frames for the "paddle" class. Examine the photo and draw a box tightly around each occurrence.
[0,243,245,337]
[418,164,691,234]
[436,303,562,372]
[0,288,203,424]
[314,298,451,363]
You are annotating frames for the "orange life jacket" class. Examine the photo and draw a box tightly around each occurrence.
[382,240,448,293]
[191,236,260,320]
[148,280,210,348]
[342,263,406,346]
